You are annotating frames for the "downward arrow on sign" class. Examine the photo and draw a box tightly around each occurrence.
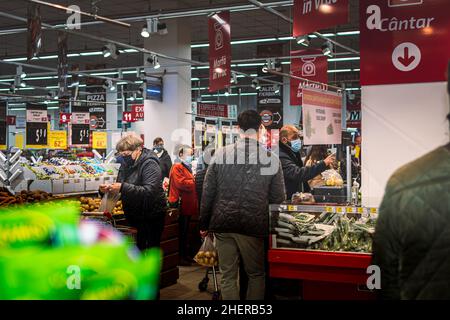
[398,47,415,67]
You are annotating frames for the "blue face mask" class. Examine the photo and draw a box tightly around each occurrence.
[183,156,193,166]
[117,154,135,167]
[289,139,302,153]
[154,145,164,152]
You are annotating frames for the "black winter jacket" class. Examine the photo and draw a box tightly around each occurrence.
[278,142,327,199]
[372,144,450,300]
[195,166,207,205]
[156,149,172,179]
[199,138,286,237]
[117,148,166,226]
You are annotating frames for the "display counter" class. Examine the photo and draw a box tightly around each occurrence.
[268,203,378,300]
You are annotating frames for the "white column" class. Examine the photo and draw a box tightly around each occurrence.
[361,82,449,207]
[106,90,118,153]
[132,19,192,159]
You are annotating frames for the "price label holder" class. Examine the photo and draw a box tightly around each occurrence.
[369,207,378,218]
[287,205,296,212]
[336,207,345,215]
[325,206,335,213]
[346,207,357,214]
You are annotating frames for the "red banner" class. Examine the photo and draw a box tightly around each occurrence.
[197,103,228,118]
[360,0,450,86]
[209,11,231,93]
[131,104,144,121]
[6,116,16,126]
[293,0,349,37]
[290,50,328,106]
[122,112,136,123]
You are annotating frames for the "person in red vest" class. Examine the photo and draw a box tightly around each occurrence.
[168,145,198,266]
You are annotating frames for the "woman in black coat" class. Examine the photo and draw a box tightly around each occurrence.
[100,133,166,251]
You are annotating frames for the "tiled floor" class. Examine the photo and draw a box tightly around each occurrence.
[160,266,222,300]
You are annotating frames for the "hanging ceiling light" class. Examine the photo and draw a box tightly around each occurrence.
[251,79,261,90]
[147,55,160,69]
[129,92,137,101]
[9,83,16,93]
[322,41,334,57]
[102,79,116,91]
[19,81,27,88]
[231,72,238,84]
[102,43,120,59]
[224,87,232,97]
[47,91,58,100]
[141,24,150,38]
[16,65,26,79]
[296,35,310,47]
[262,58,276,73]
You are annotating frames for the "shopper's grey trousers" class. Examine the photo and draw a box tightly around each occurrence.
[215,233,265,300]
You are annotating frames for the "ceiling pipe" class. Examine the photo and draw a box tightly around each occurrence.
[247,0,360,55]
[0,11,207,67]
[0,1,293,35]
[28,0,131,28]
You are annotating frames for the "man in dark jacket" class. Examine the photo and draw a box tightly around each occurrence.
[200,110,286,300]
[102,133,166,251]
[153,137,172,179]
[372,114,450,300]
[278,125,335,199]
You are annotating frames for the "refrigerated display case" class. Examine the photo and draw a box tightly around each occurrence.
[268,203,378,300]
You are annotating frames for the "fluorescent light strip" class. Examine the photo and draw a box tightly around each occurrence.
[328,57,360,62]
[79,51,104,56]
[123,70,137,75]
[231,38,277,45]
[345,88,361,91]
[90,71,118,76]
[328,69,352,73]
[10,108,25,111]
[3,57,27,62]
[38,55,58,60]
[337,31,360,36]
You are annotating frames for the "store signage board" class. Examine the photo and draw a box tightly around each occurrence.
[16,117,26,129]
[48,130,67,150]
[6,116,16,126]
[290,49,328,106]
[122,111,136,123]
[26,110,47,123]
[197,103,229,118]
[360,0,450,85]
[26,104,48,148]
[87,93,107,129]
[293,0,349,37]
[131,104,144,121]
[72,112,90,125]
[257,72,283,130]
[92,131,107,150]
[302,88,342,145]
[71,124,90,146]
[59,113,72,124]
[209,11,231,92]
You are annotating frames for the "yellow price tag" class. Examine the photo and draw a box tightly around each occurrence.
[357,207,364,214]
[287,205,295,212]
[370,208,378,214]
[63,180,69,184]
[336,207,344,214]
[346,207,355,213]
[325,207,334,213]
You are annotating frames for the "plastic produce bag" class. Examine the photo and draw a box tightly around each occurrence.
[321,169,344,187]
[194,235,218,267]
[99,192,121,216]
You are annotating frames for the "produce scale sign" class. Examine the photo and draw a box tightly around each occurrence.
[290,49,328,106]
[360,0,450,85]
[301,88,342,145]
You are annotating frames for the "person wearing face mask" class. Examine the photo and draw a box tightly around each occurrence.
[278,125,336,199]
[99,132,166,252]
[168,145,198,266]
[153,137,172,179]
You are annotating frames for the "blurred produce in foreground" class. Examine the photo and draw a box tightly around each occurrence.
[0,201,161,300]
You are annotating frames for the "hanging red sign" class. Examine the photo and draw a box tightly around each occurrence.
[290,49,328,106]
[59,113,72,124]
[6,116,16,126]
[209,11,231,93]
[122,111,136,123]
[360,0,450,85]
[131,104,144,121]
[293,0,349,37]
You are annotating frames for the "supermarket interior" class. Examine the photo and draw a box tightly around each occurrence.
[0,0,449,304]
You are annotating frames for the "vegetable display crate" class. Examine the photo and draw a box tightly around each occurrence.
[268,249,376,300]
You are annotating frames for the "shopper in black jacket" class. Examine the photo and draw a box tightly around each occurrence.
[195,148,215,204]
[101,133,166,251]
[153,137,172,179]
[200,110,286,300]
[278,125,335,199]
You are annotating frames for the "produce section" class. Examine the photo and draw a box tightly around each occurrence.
[269,203,377,300]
